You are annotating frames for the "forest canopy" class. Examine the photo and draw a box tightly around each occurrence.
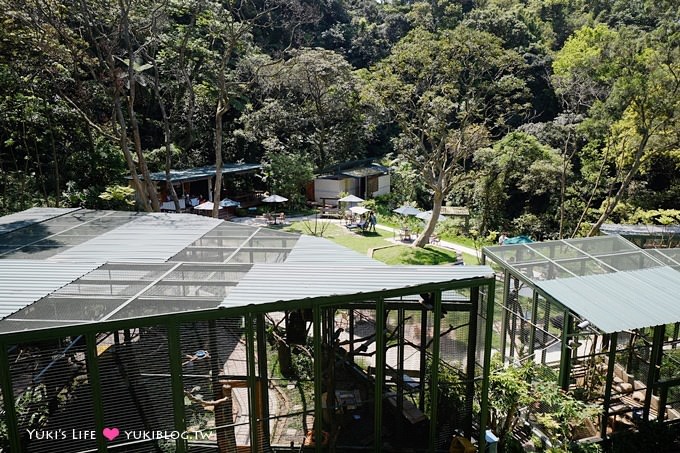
[0,0,678,239]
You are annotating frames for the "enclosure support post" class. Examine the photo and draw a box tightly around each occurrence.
[256,314,271,442]
[374,297,386,451]
[428,290,442,453]
[419,307,428,410]
[313,305,323,453]
[464,287,480,438]
[528,290,539,357]
[480,279,496,453]
[349,308,355,355]
[558,311,573,390]
[85,332,107,452]
[499,270,510,361]
[658,383,669,423]
[168,323,187,453]
[601,332,617,440]
[644,325,665,421]
[396,307,405,440]
[0,343,21,453]
[209,321,230,451]
[245,313,260,452]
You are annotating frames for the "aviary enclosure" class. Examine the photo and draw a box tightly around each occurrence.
[0,208,496,452]
[483,236,680,442]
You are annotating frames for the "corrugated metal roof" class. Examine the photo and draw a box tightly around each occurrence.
[220,264,494,309]
[49,213,222,263]
[0,207,81,235]
[600,223,680,237]
[340,164,389,178]
[141,163,261,183]
[536,266,680,333]
[0,260,102,319]
[285,235,384,266]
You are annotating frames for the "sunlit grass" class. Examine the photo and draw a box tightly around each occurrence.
[285,221,468,265]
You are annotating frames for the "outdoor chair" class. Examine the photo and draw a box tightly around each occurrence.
[277,212,286,224]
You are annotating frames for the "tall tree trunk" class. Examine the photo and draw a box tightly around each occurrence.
[120,0,160,211]
[113,94,151,211]
[147,51,180,211]
[213,104,226,219]
[413,188,443,248]
[47,115,60,207]
[588,133,650,236]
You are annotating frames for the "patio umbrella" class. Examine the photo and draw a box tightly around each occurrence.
[194,201,219,211]
[338,194,364,203]
[393,205,423,216]
[503,235,533,245]
[262,194,288,203]
[219,198,241,208]
[349,206,371,216]
[416,210,446,222]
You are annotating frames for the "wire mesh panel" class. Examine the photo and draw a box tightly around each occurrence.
[179,318,254,452]
[8,336,97,453]
[97,326,175,452]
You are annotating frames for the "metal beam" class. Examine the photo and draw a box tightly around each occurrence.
[0,277,495,344]
[601,332,617,440]
[85,332,107,452]
[0,343,21,452]
[245,313,259,452]
[479,279,496,453]
[428,291,442,452]
[313,305,323,453]
[374,298,386,451]
[499,270,510,361]
[644,325,665,421]
[167,323,187,453]
[256,314,271,442]
[464,287,479,438]
[559,311,573,390]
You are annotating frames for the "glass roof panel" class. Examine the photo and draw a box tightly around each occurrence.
[485,236,667,283]
[565,236,638,255]
[0,209,140,259]
[526,242,588,261]
[8,296,127,322]
[648,249,680,267]
[597,251,664,272]
[108,297,222,320]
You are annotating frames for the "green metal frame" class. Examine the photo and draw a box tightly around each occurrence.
[0,344,21,452]
[85,332,107,452]
[479,278,496,452]
[168,323,187,453]
[374,297,386,450]
[428,291,442,452]
[0,276,496,452]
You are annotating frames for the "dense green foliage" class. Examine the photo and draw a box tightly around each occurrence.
[0,0,678,238]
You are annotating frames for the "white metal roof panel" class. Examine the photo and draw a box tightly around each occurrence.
[600,223,680,237]
[535,266,680,333]
[0,260,102,319]
[220,264,494,309]
[49,213,222,263]
[285,235,384,266]
[0,207,81,234]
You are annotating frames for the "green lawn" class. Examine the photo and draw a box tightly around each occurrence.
[285,221,394,254]
[372,244,460,265]
[285,220,465,265]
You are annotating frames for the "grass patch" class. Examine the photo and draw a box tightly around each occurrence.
[285,221,394,254]
[373,244,460,265]
[286,220,479,266]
